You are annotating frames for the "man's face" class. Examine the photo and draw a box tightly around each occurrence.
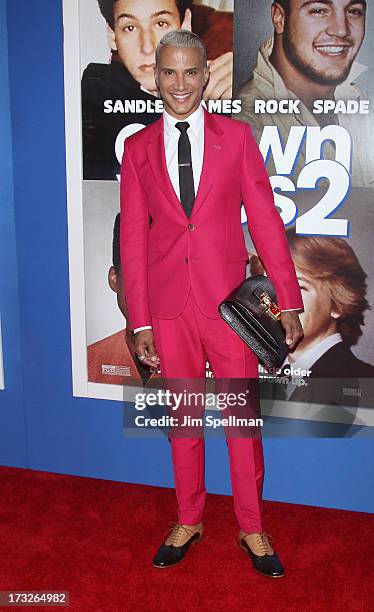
[154,45,210,119]
[110,0,183,92]
[279,0,366,86]
[295,267,340,345]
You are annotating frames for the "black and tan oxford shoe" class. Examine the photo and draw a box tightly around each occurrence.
[152,522,203,568]
[239,531,285,578]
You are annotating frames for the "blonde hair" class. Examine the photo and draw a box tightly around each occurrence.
[287,230,369,345]
[156,30,207,67]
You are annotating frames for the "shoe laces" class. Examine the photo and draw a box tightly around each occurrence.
[243,531,275,555]
[260,531,275,554]
[164,522,195,546]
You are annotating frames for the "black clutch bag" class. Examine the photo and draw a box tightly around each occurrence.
[218,275,288,368]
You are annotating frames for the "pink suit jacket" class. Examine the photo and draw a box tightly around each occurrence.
[120,109,303,330]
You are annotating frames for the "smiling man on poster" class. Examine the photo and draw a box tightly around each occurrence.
[120,30,303,577]
[237,0,373,186]
[82,0,233,179]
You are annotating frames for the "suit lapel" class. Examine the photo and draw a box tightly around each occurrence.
[146,116,184,217]
[191,108,223,218]
[146,108,224,218]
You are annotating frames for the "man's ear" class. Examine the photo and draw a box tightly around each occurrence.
[181,8,192,31]
[108,266,120,293]
[272,2,286,35]
[107,23,117,52]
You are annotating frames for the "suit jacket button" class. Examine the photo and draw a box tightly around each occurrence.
[188,223,195,231]
[185,257,188,263]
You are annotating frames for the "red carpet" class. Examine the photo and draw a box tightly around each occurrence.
[0,467,373,611]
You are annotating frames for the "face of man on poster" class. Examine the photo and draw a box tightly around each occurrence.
[107,0,192,94]
[270,0,366,97]
[249,231,373,373]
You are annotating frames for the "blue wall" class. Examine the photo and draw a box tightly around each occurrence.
[1,0,373,513]
[0,0,26,466]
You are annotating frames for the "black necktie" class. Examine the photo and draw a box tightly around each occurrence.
[175,121,195,218]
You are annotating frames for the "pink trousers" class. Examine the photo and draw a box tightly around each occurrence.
[151,288,264,533]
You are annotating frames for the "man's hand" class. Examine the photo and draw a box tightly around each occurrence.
[280,311,303,350]
[134,329,160,371]
[181,7,192,31]
[204,51,233,100]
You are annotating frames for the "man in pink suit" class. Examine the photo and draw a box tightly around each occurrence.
[120,30,303,577]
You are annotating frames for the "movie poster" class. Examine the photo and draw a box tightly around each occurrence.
[234,0,374,420]
[63,0,374,425]
[63,0,234,401]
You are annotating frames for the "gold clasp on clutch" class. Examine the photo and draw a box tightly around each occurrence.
[259,291,282,321]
